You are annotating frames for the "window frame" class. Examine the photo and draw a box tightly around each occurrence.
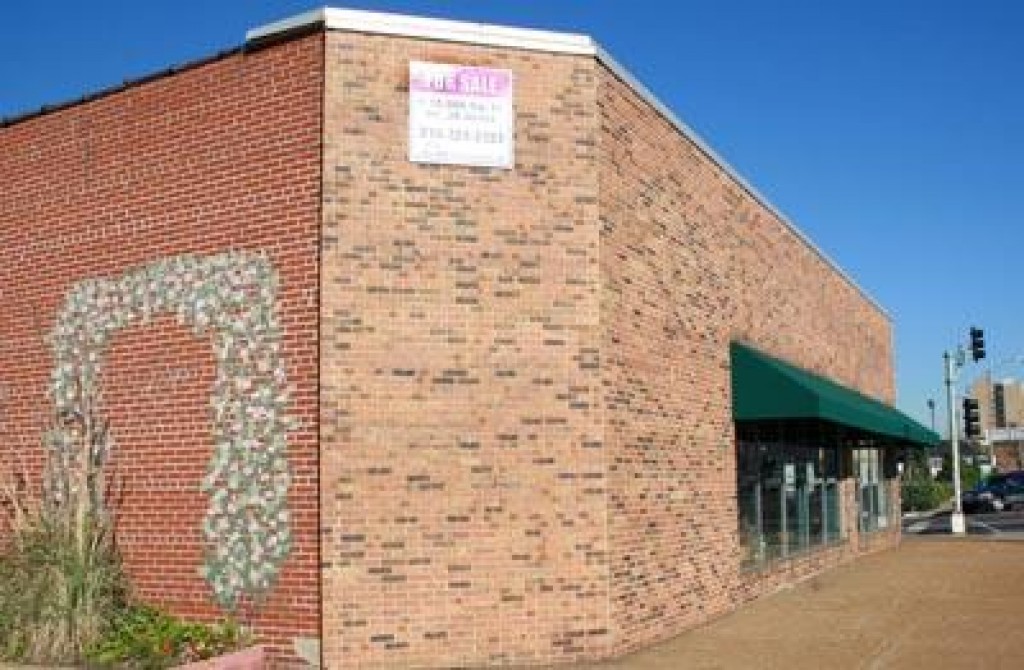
[736,421,846,569]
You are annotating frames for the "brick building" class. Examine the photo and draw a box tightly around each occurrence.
[0,7,936,668]
[970,375,1024,431]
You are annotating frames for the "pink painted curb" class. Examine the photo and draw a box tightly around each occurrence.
[174,645,265,670]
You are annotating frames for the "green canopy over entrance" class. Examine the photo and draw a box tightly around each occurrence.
[730,342,939,447]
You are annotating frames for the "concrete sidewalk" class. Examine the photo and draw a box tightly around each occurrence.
[572,539,1024,669]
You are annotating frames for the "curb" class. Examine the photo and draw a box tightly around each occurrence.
[903,532,1024,542]
[901,504,951,521]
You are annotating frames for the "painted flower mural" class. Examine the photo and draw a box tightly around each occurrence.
[48,251,295,610]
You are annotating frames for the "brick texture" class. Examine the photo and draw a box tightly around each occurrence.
[0,35,323,666]
[319,32,605,668]
[2,21,905,670]
[317,33,900,668]
[597,65,899,654]
[994,444,1024,471]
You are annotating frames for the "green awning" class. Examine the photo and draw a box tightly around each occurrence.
[730,342,939,447]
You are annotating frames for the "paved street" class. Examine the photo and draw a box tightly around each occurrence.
[902,506,1024,536]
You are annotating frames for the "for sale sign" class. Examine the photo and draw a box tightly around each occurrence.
[408,61,515,169]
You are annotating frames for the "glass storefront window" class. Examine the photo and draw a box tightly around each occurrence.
[854,447,888,533]
[737,432,843,567]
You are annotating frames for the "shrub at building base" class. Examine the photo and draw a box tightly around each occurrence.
[0,377,127,665]
[85,605,252,669]
[901,475,952,512]
[0,398,254,667]
[0,496,127,664]
[938,456,983,492]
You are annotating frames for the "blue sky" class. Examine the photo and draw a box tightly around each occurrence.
[3,1,1021,431]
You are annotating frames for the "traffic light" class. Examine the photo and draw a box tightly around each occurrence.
[963,397,981,438]
[969,327,985,361]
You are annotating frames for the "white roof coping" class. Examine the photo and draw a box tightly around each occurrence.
[247,7,890,319]
[247,7,596,54]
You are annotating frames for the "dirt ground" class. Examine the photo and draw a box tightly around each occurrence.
[575,538,1024,670]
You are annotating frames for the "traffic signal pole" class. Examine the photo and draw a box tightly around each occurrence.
[942,327,984,536]
[945,350,966,534]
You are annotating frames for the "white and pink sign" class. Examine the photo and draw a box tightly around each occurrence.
[408,61,515,168]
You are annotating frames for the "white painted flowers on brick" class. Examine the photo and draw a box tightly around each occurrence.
[49,251,295,611]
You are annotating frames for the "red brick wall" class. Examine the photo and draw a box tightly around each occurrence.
[597,65,898,654]
[0,35,323,665]
[319,33,606,668]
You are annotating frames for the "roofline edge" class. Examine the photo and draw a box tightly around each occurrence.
[593,44,891,319]
[249,7,889,320]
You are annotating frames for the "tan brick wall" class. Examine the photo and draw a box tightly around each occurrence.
[320,33,606,668]
[597,65,898,654]
[0,35,323,665]
[318,32,900,668]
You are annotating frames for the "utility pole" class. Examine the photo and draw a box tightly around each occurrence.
[945,350,966,535]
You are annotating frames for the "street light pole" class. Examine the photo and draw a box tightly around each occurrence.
[928,398,936,431]
[945,350,966,534]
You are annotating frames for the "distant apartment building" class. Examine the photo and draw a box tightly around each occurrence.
[970,376,1024,430]
[970,376,1024,471]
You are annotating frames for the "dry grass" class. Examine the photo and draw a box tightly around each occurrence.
[0,393,127,665]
